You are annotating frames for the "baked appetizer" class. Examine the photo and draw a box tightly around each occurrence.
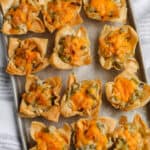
[1,0,45,35]
[30,121,71,150]
[83,0,127,23]
[50,26,92,69]
[72,117,116,150]
[61,74,102,117]
[99,25,138,70]
[108,114,150,150]
[105,61,150,111]
[6,38,49,75]
[0,0,18,15]
[20,75,61,122]
[42,0,82,32]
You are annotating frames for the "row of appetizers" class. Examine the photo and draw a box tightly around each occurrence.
[6,25,138,75]
[29,114,150,150]
[1,0,127,34]
[20,71,150,122]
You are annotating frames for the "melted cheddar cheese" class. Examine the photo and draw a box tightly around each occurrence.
[71,82,97,111]
[113,77,136,102]
[59,35,87,65]
[6,1,39,33]
[14,40,42,74]
[114,128,142,150]
[44,1,79,30]
[75,120,108,150]
[90,0,119,21]
[35,131,67,150]
[100,27,134,61]
[23,84,52,106]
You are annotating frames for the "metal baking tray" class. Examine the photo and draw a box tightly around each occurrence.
[1,0,150,149]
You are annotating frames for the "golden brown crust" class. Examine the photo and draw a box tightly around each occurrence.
[6,38,49,75]
[30,121,71,150]
[50,26,92,69]
[42,0,83,32]
[19,75,62,122]
[0,0,19,15]
[83,0,127,23]
[26,17,45,33]
[30,121,46,141]
[2,17,45,35]
[61,73,102,117]
[99,25,138,70]
[105,61,150,111]
[134,115,150,150]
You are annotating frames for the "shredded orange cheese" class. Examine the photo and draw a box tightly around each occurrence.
[100,27,134,60]
[6,2,39,33]
[116,129,141,150]
[45,1,78,29]
[14,40,42,74]
[61,36,87,64]
[14,48,39,74]
[90,0,119,21]
[25,50,39,74]
[71,83,94,111]
[113,77,136,102]
[35,131,66,150]
[76,120,108,149]
[24,84,52,106]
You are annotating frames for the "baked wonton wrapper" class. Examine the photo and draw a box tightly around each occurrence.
[30,121,71,150]
[42,0,83,32]
[1,0,45,35]
[72,117,116,150]
[6,38,49,75]
[99,25,138,70]
[50,26,92,69]
[83,0,127,23]
[105,59,150,111]
[0,0,19,15]
[108,114,150,150]
[19,75,62,122]
[61,74,102,117]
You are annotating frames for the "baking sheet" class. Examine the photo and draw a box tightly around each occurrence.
[1,0,150,149]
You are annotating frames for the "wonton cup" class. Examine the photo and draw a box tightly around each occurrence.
[6,38,49,75]
[1,0,45,35]
[50,26,92,69]
[20,75,62,122]
[61,73,102,117]
[83,0,127,23]
[99,25,138,70]
[105,59,150,111]
[30,121,71,150]
[42,0,82,32]
[108,115,150,150]
[72,117,116,150]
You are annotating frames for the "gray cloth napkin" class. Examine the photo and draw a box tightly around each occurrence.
[132,0,150,82]
[0,1,149,149]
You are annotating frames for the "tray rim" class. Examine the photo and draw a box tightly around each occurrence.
[1,0,149,150]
